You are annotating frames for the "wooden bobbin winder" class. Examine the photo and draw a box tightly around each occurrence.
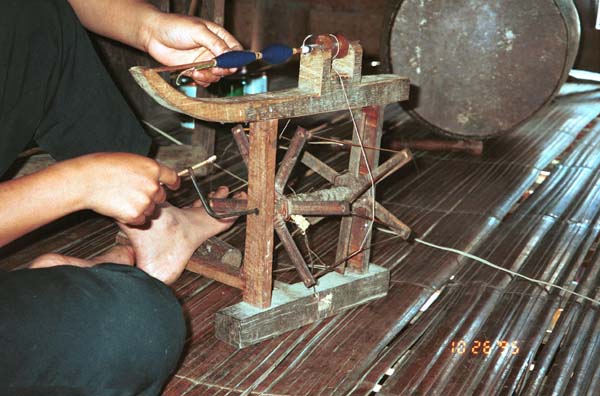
[130,34,412,348]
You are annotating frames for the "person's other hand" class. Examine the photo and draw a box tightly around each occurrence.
[69,153,180,225]
[143,13,242,87]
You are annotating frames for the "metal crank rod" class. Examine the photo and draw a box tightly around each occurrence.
[187,168,258,219]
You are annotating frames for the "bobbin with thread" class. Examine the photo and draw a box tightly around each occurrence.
[302,33,350,60]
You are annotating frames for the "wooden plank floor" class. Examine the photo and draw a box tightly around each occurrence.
[2,84,600,395]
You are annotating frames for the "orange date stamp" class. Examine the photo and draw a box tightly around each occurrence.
[450,340,520,356]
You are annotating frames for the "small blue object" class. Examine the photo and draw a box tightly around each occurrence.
[215,51,258,69]
[243,73,268,95]
[261,43,293,65]
[178,82,197,128]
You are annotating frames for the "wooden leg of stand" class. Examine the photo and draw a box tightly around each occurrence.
[242,120,278,308]
[335,106,384,274]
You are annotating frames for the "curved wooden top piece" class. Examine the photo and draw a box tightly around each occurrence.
[130,42,409,123]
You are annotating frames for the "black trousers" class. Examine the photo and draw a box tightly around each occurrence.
[0,1,185,395]
[0,265,186,396]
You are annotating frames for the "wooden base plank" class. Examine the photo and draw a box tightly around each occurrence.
[215,264,390,348]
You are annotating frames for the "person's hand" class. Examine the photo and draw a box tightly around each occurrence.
[67,153,180,225]
[143,13,242,87]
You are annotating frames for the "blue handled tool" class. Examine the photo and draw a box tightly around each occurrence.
[216,43,296,68]
[154,43,307,75]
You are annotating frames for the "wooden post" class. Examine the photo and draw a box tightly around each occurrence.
[335,106,384,273]
[190,0,226,175]
[250,0,267,51]
[200,0,224,24]
[242,120,278,308]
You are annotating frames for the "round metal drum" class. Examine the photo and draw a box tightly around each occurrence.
[382,0,580,139]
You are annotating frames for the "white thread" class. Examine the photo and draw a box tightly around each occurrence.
[308,141,345,146]
[175,67,196,86]
[212,162,248,194]
[301,34,314,49]
[375,227,600,305]
[141,120,184,146]
[333,66,377,252]
[228,182,249,194]
[328,34,341,60]
[279,119,292,139]
[412,236,600,306]
[213,162,248,185]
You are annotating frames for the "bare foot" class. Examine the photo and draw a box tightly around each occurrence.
[90,244,135,266]
[119,186,245,284]
[29,253,96,269]
[29,245,135,269]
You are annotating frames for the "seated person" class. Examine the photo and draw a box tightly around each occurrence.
[0,1,244,395]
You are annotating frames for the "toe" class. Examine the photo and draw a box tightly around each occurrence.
[232,191,248,200]
[29,253,68,268]
[211,186,230,199]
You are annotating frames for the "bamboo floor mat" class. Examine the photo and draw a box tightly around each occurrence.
[2,84,600,396]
